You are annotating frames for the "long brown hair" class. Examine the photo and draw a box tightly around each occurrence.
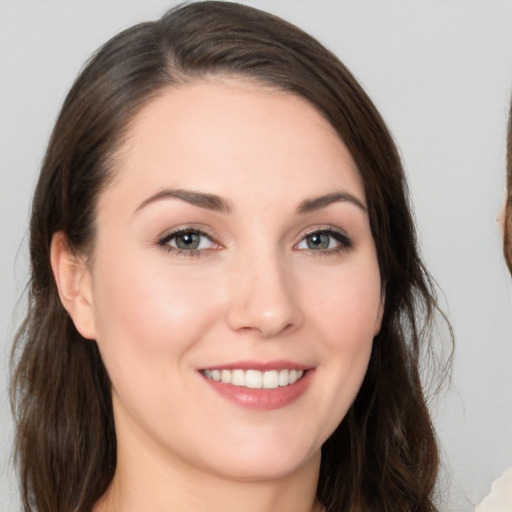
[504,100,512,273]
[11,2,450,511]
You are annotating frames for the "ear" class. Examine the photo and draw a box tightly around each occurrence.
[50,231,97,339]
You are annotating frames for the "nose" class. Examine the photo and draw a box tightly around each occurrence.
[226,251,303,338]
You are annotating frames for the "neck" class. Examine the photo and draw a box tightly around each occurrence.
[95,455,322,512]
[94,407,322,512]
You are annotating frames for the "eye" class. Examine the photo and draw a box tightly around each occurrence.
[296,229,352,252]
[158,228,218,254]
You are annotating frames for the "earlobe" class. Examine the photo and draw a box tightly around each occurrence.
[50,232,97,340]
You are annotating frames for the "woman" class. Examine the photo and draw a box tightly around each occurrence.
[476,99,512,512]
[504,102,512,273]
[10,2,448,511]
[475,100,512,512]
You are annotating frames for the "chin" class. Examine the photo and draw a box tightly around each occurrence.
[206,448,321,483]
[186,426,324,483]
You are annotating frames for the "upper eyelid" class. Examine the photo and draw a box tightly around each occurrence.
[158,226,218,244]
[297,225,350,241]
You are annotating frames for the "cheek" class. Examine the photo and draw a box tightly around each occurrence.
[91,252,225,372]
[90,254,230,436]
[307,260,382,345]
[304,261,381,419]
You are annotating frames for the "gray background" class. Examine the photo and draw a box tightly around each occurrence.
[1,1,511,510]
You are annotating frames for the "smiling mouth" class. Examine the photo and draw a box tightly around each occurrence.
[201,368,305,389]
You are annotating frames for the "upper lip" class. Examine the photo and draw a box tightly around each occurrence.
[199,360,313,371]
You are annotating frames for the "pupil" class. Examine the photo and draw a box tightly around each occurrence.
[308,233,329,250]
[176,233,199,250]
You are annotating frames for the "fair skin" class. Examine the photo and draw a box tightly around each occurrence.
[52,79,384,512]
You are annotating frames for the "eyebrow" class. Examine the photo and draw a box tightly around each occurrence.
[135,188,366,216]
[135,188,233,214]
[296,192,367,214]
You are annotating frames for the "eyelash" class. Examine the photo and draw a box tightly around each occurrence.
[296,228,353,256]
[157,228,219,257]
[157,227,353,258]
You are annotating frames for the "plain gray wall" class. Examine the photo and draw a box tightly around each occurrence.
[1,1,511,510]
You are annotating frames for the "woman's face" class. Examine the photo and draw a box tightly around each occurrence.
[81,80,384,482]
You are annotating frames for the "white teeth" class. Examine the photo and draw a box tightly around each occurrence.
[278,369,289,386]
[231,369,245,386]
[203,368,305,389]
[263,370,279,389]
[245,370,262,389]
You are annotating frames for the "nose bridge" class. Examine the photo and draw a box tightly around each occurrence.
[226,244,302,338]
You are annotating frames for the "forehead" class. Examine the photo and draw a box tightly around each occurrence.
[103,79,364,211]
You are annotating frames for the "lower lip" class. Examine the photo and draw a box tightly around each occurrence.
[201,370,313,410]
